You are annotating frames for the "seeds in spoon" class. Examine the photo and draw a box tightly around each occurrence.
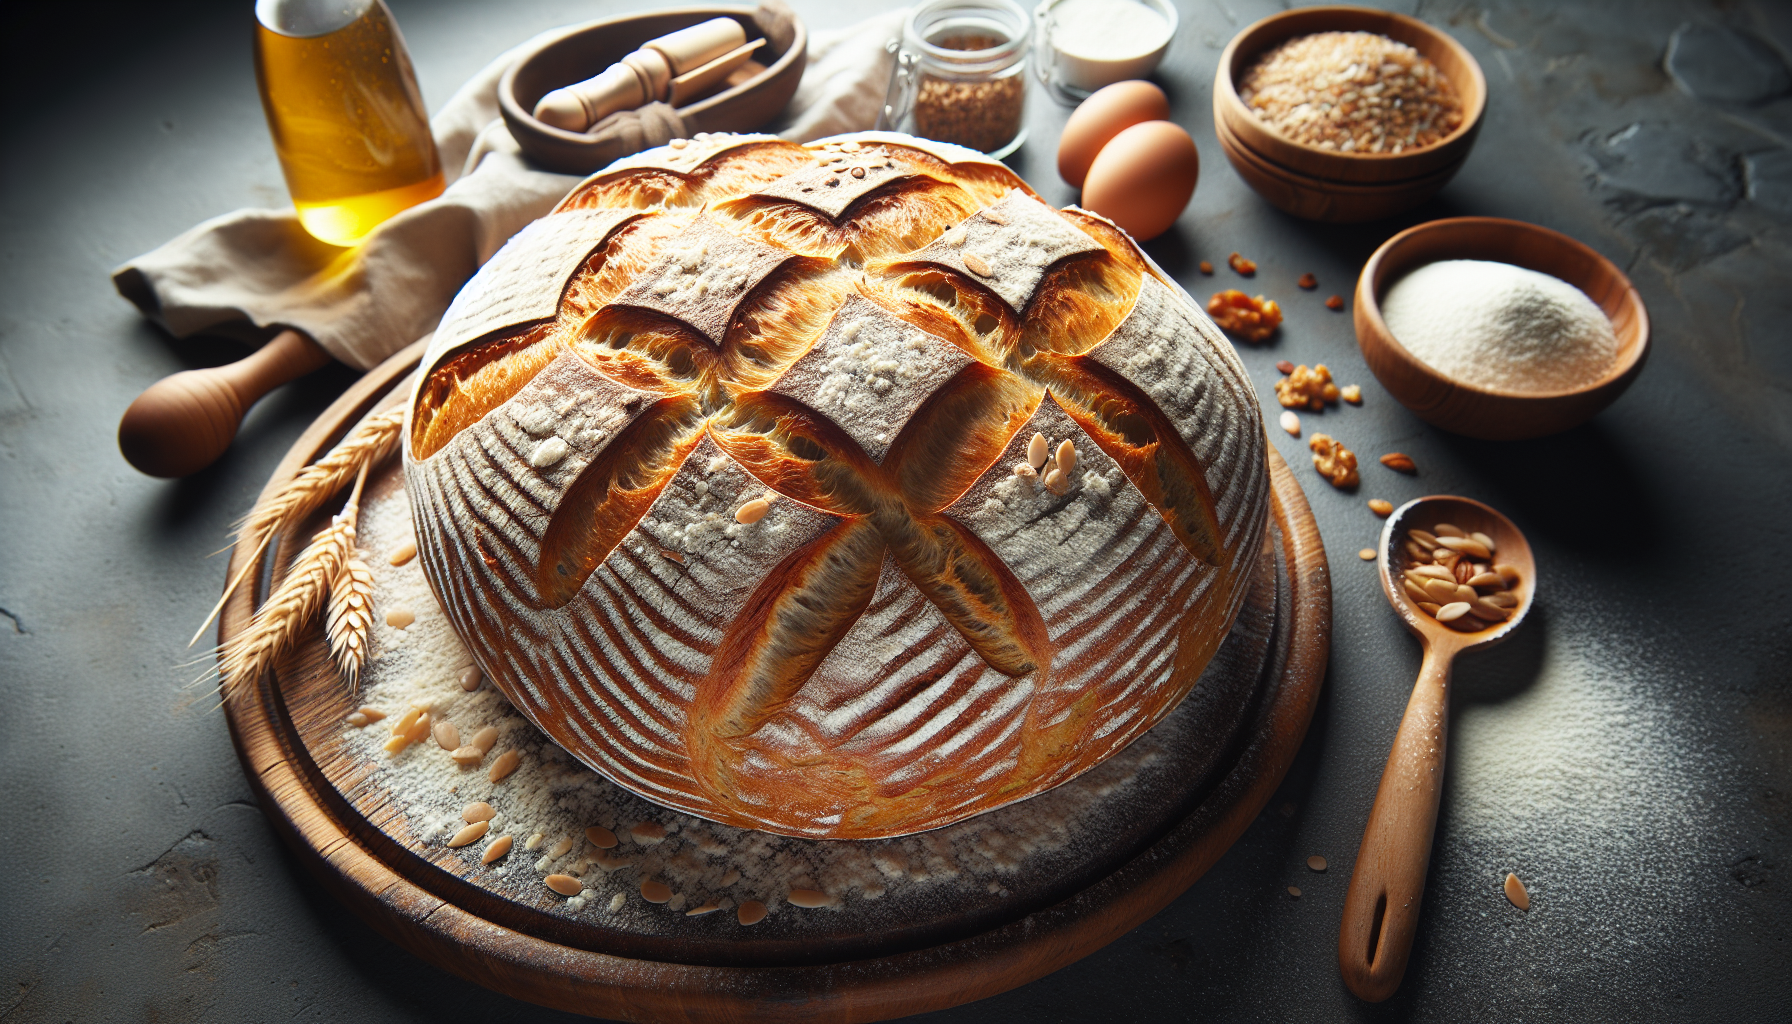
[1435,602,1471,622]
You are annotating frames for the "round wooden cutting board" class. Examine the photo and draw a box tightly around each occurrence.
[219,339,1331,1023]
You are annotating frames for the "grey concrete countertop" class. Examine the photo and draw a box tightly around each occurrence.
[2,1,1787,1020]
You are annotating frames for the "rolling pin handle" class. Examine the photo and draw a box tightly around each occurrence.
[118,328,333,478]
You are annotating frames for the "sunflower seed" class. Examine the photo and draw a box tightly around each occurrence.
[481,835,514,864]
[686,901,723,916]
[1435,602,1471,622]
[1504,872,1530,910]
[447,821,489,848]
[735,498,771,525]
[463,802,495,823]
[585,826,618,849]
[450,745,484,766]
[737,900,768,925]
[433,721,461,751]
[471,726,498,754]
[641,879,673,903]
[963,253,992,277]
[1470,531,1496,553]
[1409,529,1439,549]
[488,749,520,783]
[545,874,582,897]
[1055,439,1077,476]
[788,888,830,908]
[1027,432,1049,470]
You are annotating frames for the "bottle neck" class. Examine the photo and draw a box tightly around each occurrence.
[255,0,376,38]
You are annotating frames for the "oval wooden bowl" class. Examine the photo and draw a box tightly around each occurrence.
[1212,113,1465,224]
[1354,216,1651,440]
[214,342,1331,1022]
[1214,5,1485,184]
[500,5,807,175]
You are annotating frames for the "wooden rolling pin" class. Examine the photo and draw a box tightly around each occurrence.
[118,329,333,477]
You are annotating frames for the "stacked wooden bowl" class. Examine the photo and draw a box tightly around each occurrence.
[1212,6,1486,223]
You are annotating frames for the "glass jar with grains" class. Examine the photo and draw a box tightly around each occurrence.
[878,0,1032,158]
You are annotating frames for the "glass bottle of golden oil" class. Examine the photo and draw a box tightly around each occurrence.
[254,0,443,247]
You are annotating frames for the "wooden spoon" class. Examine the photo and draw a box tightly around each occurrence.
[1339,495,1536,1002]
[118,329,332,478]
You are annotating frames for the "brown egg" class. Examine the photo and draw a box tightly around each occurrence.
[1057,80,1171,188]
[1080,120,1198,242]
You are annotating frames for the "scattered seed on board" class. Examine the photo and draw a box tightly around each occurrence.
[433,721,460,751]
[463,802,494,823]
[346,712,368,728]
[586,826,618,849]
[1027,432,1049,470]
[735,498,770,525]
[357,706,386,723]
[963,253,993,277]
[488,749,521,783]
[385,605,415,629]
[447,821,488,848]
[545,874,582,897]
[1380,452,1417,474]
[631,821,668,844]
[450,745,484,767]
[1287,886,1302,897]
[458,666,482,692]
[481,835,513,864]
[388,538,417,566]
[1308,855,1328,872]
[686,901,722,916]
[1368,499,1393,516]
[720,868,742,887]
[1505,872,1530,910]
[1279,410,1301,436]
[548,837,574,860]
[471,726,498,754]
[524,832,544,851]
[738,900,768,925]
[1358,548,1376,560]
[788,888,830,908]
[1326,295,1344,311]
[640,879,673,904]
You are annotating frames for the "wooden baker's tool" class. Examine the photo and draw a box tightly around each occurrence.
[118,329,333,477]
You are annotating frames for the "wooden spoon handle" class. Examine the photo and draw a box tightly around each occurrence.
[118,329,333,478]
[1338,643,1455,1002]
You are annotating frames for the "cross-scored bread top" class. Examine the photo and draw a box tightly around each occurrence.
[403,131,1268,839]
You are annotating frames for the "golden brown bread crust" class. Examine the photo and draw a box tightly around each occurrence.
[402,131,1268,839]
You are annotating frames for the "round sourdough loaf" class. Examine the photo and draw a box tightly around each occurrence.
[403,131,1269,839]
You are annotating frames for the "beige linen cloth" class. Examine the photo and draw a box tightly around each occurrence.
[113,9,908,371]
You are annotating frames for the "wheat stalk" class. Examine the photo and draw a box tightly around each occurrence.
[327,556,375,691]
[217,464,369,699]
[191,404,405,648]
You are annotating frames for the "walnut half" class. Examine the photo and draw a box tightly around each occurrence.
[1309,433,1359,489]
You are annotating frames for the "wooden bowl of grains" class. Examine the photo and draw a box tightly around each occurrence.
[1354,217,1651,440]
[1211,6,1486,221]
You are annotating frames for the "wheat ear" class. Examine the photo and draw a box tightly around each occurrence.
[191,405,405,648]
[217,464,368,699]
[327,554,375,692]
